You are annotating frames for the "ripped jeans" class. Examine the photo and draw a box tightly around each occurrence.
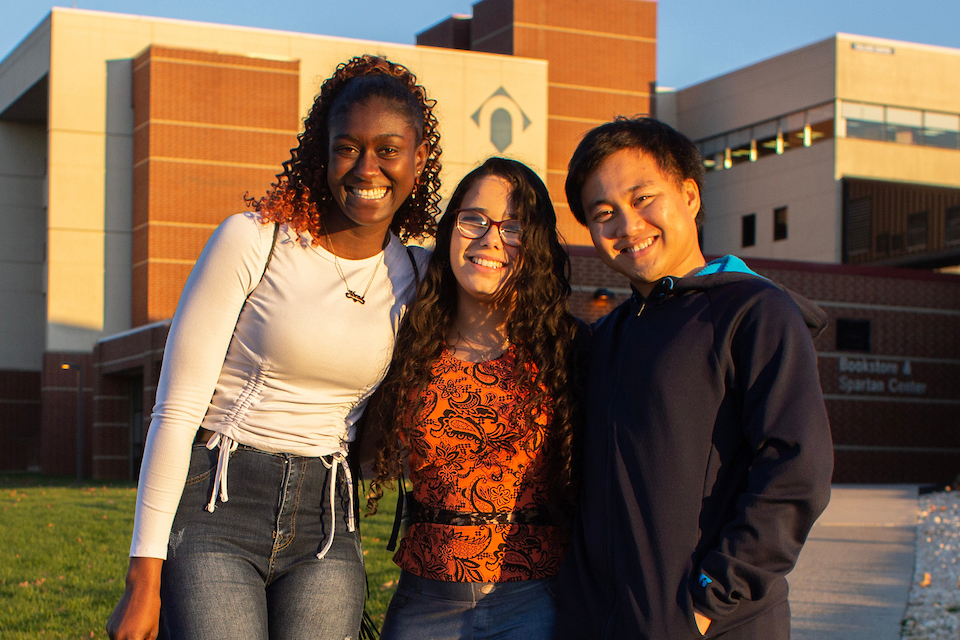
[158,444,365,640]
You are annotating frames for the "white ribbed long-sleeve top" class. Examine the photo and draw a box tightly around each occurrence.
[130,212,428,558]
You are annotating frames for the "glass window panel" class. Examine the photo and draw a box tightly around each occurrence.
[783,112,806,151]
[945,206,960,245]
[924,112,959,131]
[742,214,756,247]
[842,102,884,141]
[754,120,780,158]
[836,319,871,352]
[807,102,834,125]
[809,118,834,145]
[842,102,884,122]
[924,112,960,149]
[728,128,752,165]
[885,107,922,127]
[907,212,928,250]
[885,107,922,144]
[701,136,724,157]
[774,206,788,241]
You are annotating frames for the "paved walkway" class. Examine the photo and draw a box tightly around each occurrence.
[789,484,919,640]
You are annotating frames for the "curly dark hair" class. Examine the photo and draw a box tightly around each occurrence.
[366,157,584,515]
[246,54,442,242]
[565,116,704,225]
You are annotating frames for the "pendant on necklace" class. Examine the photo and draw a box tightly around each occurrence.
[345,290,366,304]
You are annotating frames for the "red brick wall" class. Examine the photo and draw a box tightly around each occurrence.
[0,370,41,471]
[131,46,300,326]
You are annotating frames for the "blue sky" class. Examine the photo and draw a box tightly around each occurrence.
[1,0,958,88]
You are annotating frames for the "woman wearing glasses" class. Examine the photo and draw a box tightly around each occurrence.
[366,157,584,640]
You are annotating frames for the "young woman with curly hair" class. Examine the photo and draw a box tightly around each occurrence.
[107,55,442,640]
[367,157,584,640]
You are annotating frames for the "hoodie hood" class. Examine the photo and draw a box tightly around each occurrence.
[636,255,828,338]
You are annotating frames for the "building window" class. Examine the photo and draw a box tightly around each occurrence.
[842,102,884,140]
[742,214,756,247]
[841,101,960,150]
[697,101,834,172]
[946,206,960,245]
[907,212,928,250]
[773,207,788,241]
[836,319,871,352]
[923,112,960,149]
[875,233,889,256]
[885,107,923,145]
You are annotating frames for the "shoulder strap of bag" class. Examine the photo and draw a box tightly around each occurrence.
[244,222,280,303]
[385,246,420,552]
[405,245,420,284]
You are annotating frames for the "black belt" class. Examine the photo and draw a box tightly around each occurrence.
[407,495,559,526]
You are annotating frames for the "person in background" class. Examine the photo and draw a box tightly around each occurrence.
[367,157,584,640]
[107,54,441,640]
[553,117,833,640]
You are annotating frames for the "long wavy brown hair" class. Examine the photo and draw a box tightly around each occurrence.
[246,54,442,242]
[367,157,584,515]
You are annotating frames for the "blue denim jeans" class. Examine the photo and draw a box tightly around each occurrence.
[379,570,557,640]
[158,444,365,640]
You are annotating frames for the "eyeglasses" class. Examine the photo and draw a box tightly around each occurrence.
[455,209,523,246]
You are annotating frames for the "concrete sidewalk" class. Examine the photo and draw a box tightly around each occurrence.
[788,485,919,640]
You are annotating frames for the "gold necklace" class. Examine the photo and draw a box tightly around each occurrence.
[322,223,385,305]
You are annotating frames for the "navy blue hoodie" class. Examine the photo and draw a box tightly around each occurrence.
[554,257,833,639]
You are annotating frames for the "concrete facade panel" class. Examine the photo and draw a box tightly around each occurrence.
[676,38,836,141]
[837,34,960,115]
[0,15,50,115]
[836,138,960,190]
[701,142,840,263]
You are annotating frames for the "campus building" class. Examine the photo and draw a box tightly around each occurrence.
[0,6,958,484]
[0,7,551,477]
[657,34,960,271]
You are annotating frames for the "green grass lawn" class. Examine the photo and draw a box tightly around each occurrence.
[0,474,403,639]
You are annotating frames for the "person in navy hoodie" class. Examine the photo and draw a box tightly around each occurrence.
[553,117,833,640]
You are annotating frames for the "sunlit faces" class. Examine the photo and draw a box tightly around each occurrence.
[449,176,521,306]
[326,99,427,235]
[581,148,705,297]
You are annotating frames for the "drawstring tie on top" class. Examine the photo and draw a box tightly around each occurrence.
[204,432,238,513]
[201,432,355,560]
[316,451,355,560]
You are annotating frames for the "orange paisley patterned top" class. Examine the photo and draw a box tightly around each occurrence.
[393,346,569,583]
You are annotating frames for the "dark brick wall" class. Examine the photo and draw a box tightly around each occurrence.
[568,251,960,483]
[40,353,93,477]
[0,370,41,471]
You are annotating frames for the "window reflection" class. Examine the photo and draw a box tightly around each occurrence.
[697,99,960,174]
[885,107,922,145]
[924,112,960,149]
[698,101,835,172]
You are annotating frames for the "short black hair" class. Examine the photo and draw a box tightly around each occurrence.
[565,117,704,226]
